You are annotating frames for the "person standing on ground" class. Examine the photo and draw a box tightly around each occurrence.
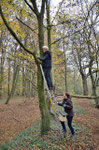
[57,93,76,138]
[37,46,53,90]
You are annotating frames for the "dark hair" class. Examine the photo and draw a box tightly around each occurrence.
[65,93,71,98]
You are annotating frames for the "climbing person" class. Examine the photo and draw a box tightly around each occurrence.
[37,46,53,91]
[57,93,76,138]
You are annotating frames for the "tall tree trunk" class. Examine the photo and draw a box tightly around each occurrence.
[77,51,88,96]
[92,83,97,96]
[90,75,98,104]
[73,68,76,94]
[25,69,28,97]
[5,65,19,104]
[46,0,51,51]
[90,74,97,96]
[37,66,50,134]
[27,70,31,97]
[0,57,3,98]
[38,16,50,134]
[81,75,88,95]
[46,0,52,110]
[8,58,11,96]
[31,72,34,97]
[22,64,25,96]
[89,61,97,96]
[63,40,68,92]
[0,31,4,98]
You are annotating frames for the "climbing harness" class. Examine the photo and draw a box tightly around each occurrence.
[40,64,64,137]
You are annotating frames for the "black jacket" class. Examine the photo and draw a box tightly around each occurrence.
[58,98,74,116]
[38,51,52,68]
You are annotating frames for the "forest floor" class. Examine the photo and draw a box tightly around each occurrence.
[0,96,99,150]
[0,97,40,145]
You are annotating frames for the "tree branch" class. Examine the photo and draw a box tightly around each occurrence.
[51,0,65,25]
[41,0,46,17]
[30,0,39,17]
[0,6,38,64]
[16,17,38,35]
[86,70,99,78]
[24,0,35,13]
[51,26,86,45]
[84,0,98,26]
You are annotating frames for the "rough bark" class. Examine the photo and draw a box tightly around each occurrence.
[46,0,52,111]
[81,75,88,96]
[77,49,88,95]
[8,58,11,96]
[5,65,20,104]
[22,63,25,96]
[31,72,34,97]
[37,66,50,134]
[0,31,4,98]
[89,59,97,97]
[27,70,31,97]
[46,0,51,51]
[37,14,50,134]
[63,40,68,93]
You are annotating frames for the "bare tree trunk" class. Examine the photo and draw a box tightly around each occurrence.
[63,40,68,93]
[46,0,51,51]
[89,60,97,96]
[81,75,88,96]
[25,69,28,97]
[90,74,97,96]
[37,66,50,134]
[0,31,4,98]
[0,57,3,98]
[27,70,31,97]
[37,15,50,134]
[46,0,52,111]
[22,63,25,96]
[8,58,11,96]
[5,65,19,104]
[31,72,34,97]
[73,68,76,94]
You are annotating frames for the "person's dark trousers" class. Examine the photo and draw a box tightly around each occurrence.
[66,116,75,135]
[43,67,53,89]
[60,121,67,133]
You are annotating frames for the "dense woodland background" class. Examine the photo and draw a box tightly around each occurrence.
[0,0,99,101]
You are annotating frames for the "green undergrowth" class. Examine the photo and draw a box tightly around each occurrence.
[0,106,93,150]
[73,105,85,114]
[0,96,24,102]
[90,99,98,108]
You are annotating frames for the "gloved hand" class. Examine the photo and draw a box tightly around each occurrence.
[63,104,67,107]
[54,101,58,105]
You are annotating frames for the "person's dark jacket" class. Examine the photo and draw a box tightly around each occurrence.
[38,51,52,68]
[58,98,74,116]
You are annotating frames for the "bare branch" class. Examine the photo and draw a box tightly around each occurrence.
[51,0,65,25]
[16,17,38,35]
[51,26,86,45]
[24,0,34,12]
[30,0,39,17]
[84,0,98,26]
[41,0,46,17]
